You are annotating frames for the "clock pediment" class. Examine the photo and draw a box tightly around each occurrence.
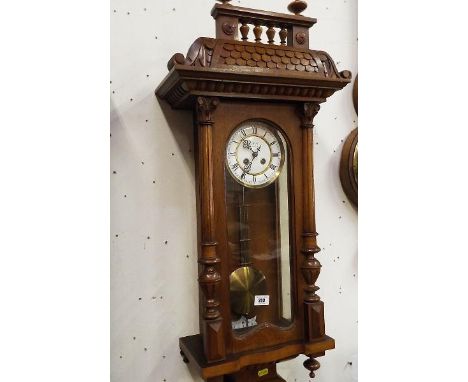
[157,37,351,109]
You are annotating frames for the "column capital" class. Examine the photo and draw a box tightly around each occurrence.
[196,96,220,125]
[300,102,320,129]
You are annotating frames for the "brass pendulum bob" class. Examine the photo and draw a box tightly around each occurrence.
[229,187,267,319]
[230,265,267,318]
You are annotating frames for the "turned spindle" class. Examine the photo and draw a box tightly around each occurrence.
[279,27,288,45]
[266,25,276,44]
[288,0,308,15]
[253,24,263,43]
[240,21,250,41]
[304,357,320,378]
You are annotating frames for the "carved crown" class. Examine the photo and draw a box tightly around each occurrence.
[156,1,351,108]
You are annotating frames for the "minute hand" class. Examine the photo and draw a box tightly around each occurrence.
[251,146,261,159]
[242,145,261,174]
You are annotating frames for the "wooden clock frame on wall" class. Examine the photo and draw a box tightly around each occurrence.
[340,73,358,207]
[156,1,351,381]
[340,128,358,207]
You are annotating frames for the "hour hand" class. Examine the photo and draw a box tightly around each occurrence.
[251,145,261,159]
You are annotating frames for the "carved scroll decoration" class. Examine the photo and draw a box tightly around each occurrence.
[167,38,215,70]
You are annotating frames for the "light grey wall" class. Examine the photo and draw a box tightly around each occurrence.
[111,0,357,381]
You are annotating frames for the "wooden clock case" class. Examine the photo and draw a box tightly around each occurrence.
[340,74,358,207]
[156,1,351,381]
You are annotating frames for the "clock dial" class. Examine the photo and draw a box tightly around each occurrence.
[226,121,285,188]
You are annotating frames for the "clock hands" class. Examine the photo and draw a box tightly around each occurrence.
[252,145,261,158]
[241,139,262,175]
[244,139,262,157]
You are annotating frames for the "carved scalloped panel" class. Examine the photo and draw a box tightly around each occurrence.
[217,42,336,77]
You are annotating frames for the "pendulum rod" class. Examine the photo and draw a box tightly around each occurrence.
[239,187,252,266]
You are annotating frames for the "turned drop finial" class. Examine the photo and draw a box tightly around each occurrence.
[288,0,308,15]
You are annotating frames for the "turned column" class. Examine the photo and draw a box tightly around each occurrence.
[299,102,324,377]
[196,96,226,362]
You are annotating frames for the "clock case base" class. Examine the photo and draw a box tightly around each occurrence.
[180,334,334,381]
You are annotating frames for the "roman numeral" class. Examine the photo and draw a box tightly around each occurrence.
[229,152,236,156]
[231,163,239,170]
[272,153,279,157]
[270,164,277,170]
[241,172,246,180]
[252,126,257,135]
[241,129,247,137]
[253,176,256,183]
[269,140,277,146]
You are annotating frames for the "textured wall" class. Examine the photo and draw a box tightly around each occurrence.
[110,0,357,381]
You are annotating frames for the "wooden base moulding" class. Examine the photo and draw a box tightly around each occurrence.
[180,334,335,380]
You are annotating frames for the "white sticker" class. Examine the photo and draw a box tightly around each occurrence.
[254,295,270,306]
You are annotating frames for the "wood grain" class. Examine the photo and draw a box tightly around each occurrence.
[157,1,350,380]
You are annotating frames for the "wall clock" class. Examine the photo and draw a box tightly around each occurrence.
[340,128,358,207]
[156,1,351,380]
[353,74,358,114]
[340,73,358,207]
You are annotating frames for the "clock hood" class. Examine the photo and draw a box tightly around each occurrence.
[157,37,351,109]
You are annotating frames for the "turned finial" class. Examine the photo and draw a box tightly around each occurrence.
[304,357,321,378]
[288,0,308,15]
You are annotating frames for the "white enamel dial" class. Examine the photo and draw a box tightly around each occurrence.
[226,121,285,188]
